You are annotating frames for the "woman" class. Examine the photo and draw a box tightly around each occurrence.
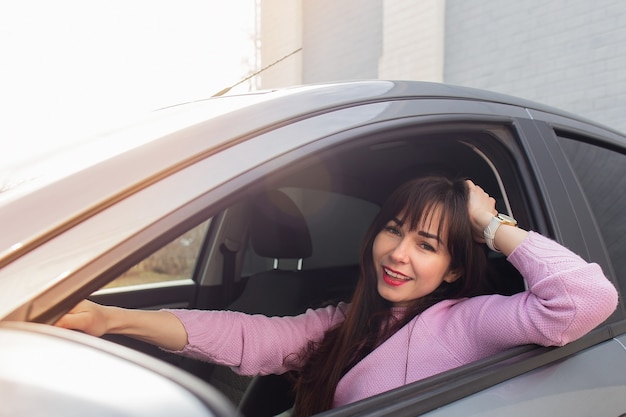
[56,177,618,416]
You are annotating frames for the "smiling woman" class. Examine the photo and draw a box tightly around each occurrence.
[372,178,472,307]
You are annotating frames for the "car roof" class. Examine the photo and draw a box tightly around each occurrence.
[0,80,611,198]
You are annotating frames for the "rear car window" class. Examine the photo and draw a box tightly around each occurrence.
[557,136,626,288]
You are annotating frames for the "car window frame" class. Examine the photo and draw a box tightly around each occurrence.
[183,114,559,411]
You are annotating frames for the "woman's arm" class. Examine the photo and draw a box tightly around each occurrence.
[165,304,349,375]
[430,181,619,362]
[54,300,188,351]
[425,230,618,368]
[56,299,349,375]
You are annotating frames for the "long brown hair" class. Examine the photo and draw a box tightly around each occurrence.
[292,176,490,416]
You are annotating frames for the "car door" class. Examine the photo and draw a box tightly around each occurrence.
[418,336,626,417]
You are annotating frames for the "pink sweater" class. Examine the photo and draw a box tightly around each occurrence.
[167,232,618,408]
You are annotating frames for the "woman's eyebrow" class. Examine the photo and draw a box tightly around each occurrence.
[393,216,442,241]
[418,230,442,243]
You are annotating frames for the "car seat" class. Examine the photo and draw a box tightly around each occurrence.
[227,189,314,316]
[210,189,316,416]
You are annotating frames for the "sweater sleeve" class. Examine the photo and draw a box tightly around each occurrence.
[427,231,618,363]
[162,303,348,376]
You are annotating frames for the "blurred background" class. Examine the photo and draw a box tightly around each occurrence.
[2,0,625,177]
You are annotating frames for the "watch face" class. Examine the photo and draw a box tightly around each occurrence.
[497,213,517,226]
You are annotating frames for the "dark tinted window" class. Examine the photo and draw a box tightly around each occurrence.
[558,137,626,288]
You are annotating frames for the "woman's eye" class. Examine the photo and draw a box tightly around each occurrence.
[420,243,436,252]
[385,226,401,235]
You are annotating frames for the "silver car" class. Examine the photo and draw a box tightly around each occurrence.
[1,81,625,416]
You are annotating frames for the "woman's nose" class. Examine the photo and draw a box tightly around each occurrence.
[389,239,409,263]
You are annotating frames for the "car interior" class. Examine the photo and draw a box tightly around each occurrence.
[95,121,529,416]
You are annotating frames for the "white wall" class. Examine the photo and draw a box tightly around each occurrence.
[259,0,303,88]
[379,0,445,82]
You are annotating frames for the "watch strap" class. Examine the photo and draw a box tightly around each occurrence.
[484,216,503,252]
[483,213,518,252]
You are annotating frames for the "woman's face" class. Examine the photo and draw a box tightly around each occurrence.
[372,211,460,307]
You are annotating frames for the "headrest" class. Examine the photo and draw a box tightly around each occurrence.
[250,190,313,260]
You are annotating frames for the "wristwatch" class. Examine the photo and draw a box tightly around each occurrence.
[483,213,517,252]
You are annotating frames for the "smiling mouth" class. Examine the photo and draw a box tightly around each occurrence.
[382,267,413,286]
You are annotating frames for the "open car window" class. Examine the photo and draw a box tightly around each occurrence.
[91,119,535,415]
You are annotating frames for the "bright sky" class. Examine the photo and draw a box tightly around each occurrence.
[0,0,256,175]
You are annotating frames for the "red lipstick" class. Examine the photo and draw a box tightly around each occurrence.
[382,266,411,286]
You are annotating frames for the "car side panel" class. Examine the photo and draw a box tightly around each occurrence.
[421,337,626,417]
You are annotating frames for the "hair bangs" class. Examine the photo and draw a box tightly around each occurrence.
[389,183,458,246]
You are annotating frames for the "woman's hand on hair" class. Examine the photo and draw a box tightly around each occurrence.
[465,180,497,243]
[465,179,529,255]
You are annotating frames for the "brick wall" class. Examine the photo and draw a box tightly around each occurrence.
[445,0,626,133]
